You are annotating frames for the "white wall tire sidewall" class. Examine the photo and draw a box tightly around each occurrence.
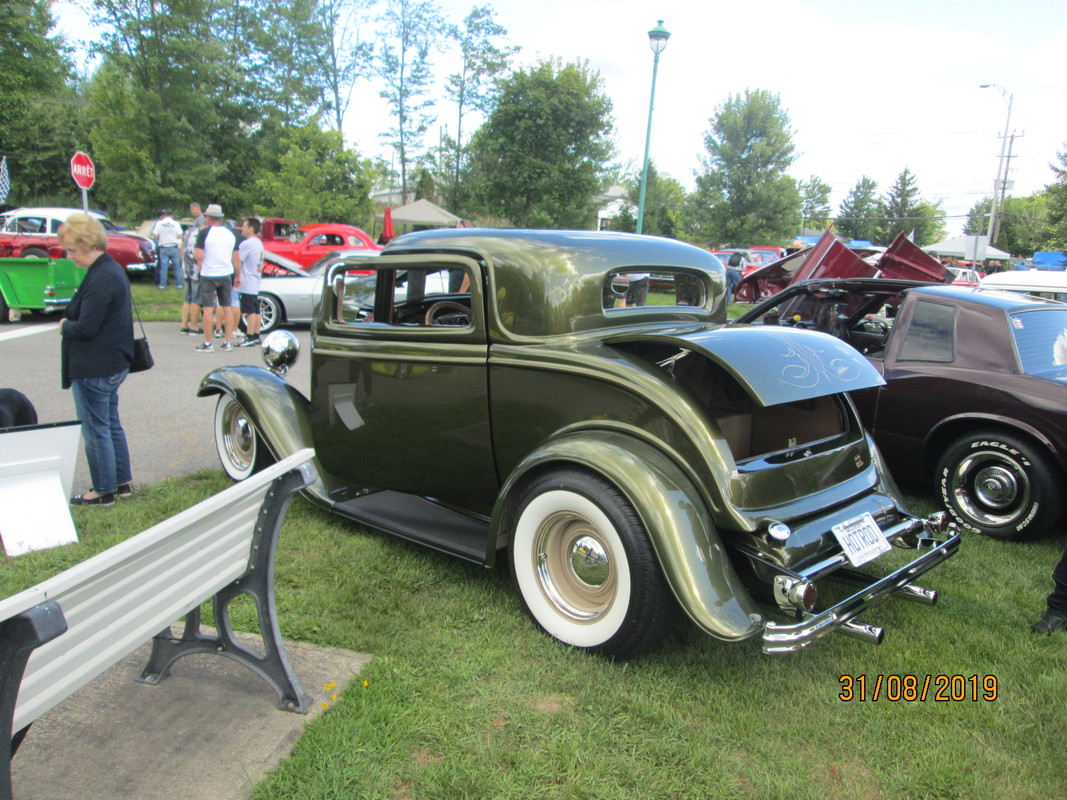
[512,490,632,649]
[214,395,256,481]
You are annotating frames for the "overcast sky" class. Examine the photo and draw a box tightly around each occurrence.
[55,0,1067,236]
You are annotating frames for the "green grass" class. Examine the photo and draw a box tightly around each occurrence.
[4,473,1065,799]
[130,280,186,321]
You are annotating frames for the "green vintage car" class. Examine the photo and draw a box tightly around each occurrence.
[199,229,959,658]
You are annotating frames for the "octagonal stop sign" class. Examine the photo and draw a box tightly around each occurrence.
[70,151,95,190]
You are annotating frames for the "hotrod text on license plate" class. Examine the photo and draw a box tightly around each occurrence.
[832,513,891,567]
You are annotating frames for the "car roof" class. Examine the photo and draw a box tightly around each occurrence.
[7,206,109,221]
[979,270,1067,293]
[910,283,1062,311]
[385,228,722,276]
[381,228,726,336]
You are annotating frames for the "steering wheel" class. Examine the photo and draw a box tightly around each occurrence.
[425,300,472,326]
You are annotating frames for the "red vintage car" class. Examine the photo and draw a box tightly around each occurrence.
[261,221,381,267]
[0,207,156,275]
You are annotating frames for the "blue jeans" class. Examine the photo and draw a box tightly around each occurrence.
[71,370,132,495]
[726,268,742,300]
[157,245,181,288]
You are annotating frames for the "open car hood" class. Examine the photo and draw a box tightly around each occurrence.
[734,230,948,303]
[613,326,884,406]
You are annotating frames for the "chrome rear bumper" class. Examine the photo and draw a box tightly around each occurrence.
[761,529,961,654]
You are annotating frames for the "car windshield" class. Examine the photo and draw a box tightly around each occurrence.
[1010,308,1067,375]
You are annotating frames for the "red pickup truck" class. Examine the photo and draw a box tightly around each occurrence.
[260,218,381,268]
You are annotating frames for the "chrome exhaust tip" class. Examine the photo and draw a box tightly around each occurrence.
[838,618,884,644]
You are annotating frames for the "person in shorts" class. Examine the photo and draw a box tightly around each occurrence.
[193,204,237,352]
[233,218,265,346]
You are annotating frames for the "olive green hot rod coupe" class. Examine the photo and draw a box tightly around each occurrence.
[200,229,959,658]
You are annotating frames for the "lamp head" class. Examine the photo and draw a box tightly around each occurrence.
[648,20,670,54]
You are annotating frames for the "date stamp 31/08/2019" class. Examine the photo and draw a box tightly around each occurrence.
[839,674,999,702]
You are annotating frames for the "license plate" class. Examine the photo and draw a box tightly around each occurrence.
[832,513,891,567]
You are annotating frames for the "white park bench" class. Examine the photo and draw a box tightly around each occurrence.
[0,448,317,800]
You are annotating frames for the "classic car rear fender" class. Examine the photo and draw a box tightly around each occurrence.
[197,365,336,505]
[492,430,764,642]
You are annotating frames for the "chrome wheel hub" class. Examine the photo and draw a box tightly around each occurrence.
[534,513,615,623]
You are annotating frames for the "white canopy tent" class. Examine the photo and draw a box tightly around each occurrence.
[387,199,462,227]
[922,235,1010,261]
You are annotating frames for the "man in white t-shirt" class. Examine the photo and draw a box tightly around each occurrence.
[193,204,238,352]
[233,218,265,346]
[151,209,183,289]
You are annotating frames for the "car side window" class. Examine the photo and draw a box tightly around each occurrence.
[338,267,471,327]
[17,217,47,233]
[896,299,956,362]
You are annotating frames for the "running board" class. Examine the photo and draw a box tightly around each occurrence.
[332,491,491,563]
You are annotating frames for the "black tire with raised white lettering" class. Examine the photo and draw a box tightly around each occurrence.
[936,430,1061,541]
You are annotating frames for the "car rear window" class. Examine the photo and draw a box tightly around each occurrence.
[602,268,708,311]
[1010,308,1067,375]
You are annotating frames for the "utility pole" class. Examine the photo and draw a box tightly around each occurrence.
[991,132,1019,245]
[980,85,1012,243]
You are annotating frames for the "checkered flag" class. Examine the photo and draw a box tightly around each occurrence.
[0,157,9,204]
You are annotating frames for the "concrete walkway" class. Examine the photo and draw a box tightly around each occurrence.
[11,631,371,800]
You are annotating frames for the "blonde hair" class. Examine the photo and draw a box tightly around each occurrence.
[57,213,108,251]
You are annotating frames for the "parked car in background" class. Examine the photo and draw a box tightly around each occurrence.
[737,279,1067,541]
[947,266,982,287]
[260,221,381,267]
[750,245,786,262]
[0,206,155,275]
[979,269,1067,301]
[253,250,380,333]
[734,229,948,303]
[0,255,84,321]
[200,229,958,659]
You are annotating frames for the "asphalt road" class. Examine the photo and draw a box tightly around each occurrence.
[0,318,311,493]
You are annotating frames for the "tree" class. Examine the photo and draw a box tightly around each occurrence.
[610,162,685,238]
[376,0,443,202]
[874,168,945,246]
[251,0,332,126]
[252,123,375,223]
[963,196,993,236]
[877,167,921,243]
[313,0,378,135]
[1046,145,1067,250]
[444,5,517,209]
[465,59,614,229]
[835,176,880,242]
[0,0,87,204]
[690,89,800,246]
[798,175,832,231]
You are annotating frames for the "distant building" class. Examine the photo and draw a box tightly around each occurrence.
[595,185,631,231]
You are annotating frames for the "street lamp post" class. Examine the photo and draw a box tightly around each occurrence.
[980,83,1013,244]
[636,20,670,235]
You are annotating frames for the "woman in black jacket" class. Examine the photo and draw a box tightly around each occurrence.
[58,213,134,506]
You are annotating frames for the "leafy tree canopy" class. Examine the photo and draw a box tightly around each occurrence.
[799,175,832,231]
[690,89,800,246]
[253,123,375,223]
[835,176,880,242]
[465,59,614,228]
